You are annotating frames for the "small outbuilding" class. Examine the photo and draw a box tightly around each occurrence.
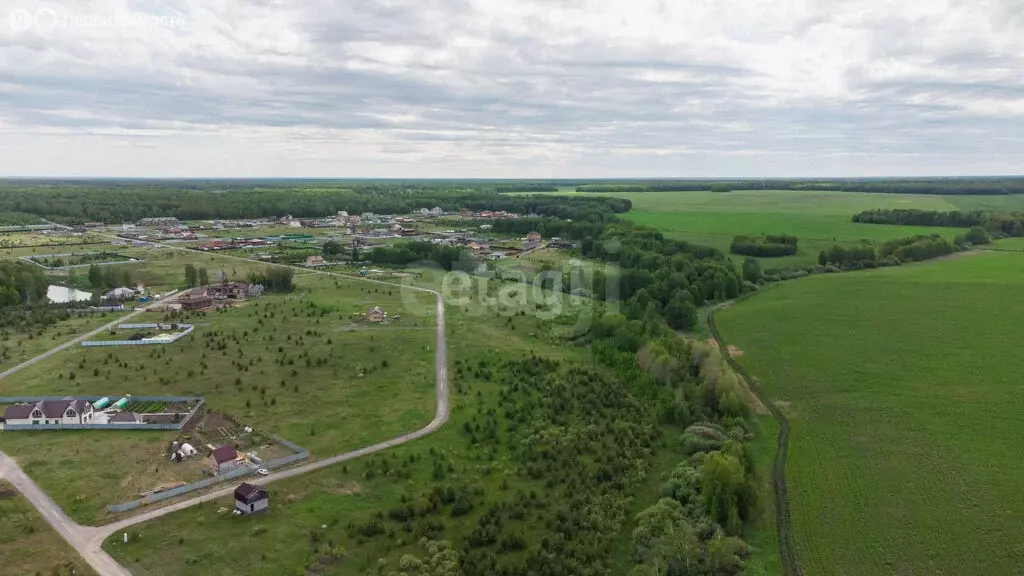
[108,411,141,424]
[234,482,269,515]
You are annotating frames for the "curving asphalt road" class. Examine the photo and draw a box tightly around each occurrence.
[0,239,450,576]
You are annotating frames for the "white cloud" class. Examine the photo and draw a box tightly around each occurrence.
[0,0,1022,176]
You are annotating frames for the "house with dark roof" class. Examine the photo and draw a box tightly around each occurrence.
[210,445,241,475]
[2,399,94,427]
[234,482,269,514]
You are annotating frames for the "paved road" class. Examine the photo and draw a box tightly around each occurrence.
[0,239,450,576]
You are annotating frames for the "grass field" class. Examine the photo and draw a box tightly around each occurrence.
[604,190,970,268]
[0,272,435,524]
[717,251,1024,575]
[0,480,96,576]
[102,276,600,575]
[544,190,998,268]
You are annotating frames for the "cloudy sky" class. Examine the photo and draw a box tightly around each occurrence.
[1,0,1022,177]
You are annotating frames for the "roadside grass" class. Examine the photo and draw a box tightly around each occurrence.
[0,480,97,576]
[716,251,1024,576]
[103,280,596,576]
[0,272,435,524]
[0,312,113,371]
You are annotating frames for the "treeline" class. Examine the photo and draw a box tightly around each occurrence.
[729,234,798,257]
[486,217,607,241]
[576,178,1024,195]
[247,267,294,293]
[0,181,628,224]
[852,208,1024,237]
[0,261,48,305]
[817,234,956,268]
[87,264,136,291]
[0,211,43,226]
[367,241,469,271]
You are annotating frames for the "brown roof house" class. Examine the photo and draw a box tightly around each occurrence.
[234,482,269,515]
[210,445,241,475]
[366,306,386,323]
[305,255,326,267]
[2,399,94,427]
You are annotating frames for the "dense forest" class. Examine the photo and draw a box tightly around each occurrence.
[729,235,798,258]
[366,241,470,270]
[852,208,1024,237]
[576,178,1024,195]
[0,261,49,305]
[0,182,626,224]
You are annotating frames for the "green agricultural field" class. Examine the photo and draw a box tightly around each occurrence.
[0,480,96,576]
[717,251,1024,575]
[594,190,966,268]
[0,272,435,524]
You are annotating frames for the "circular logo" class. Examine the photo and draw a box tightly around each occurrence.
[34,8,57,32]
[8,8,33,32]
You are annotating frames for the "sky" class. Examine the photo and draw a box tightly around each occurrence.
[1,0,1022,178]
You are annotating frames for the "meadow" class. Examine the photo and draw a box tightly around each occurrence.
[0,481,97,576]
[0,272,435,524]
[102,269,779,576]
[562,190,989,268]
[716,250,1024,575]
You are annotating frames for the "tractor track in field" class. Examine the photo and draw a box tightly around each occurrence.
[707,309,804,576]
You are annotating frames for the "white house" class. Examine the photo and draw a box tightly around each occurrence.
[103,286,137,300]
[234,482,269,514]
[3,399,94,426]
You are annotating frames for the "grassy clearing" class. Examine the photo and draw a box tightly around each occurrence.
[717,251,1024,575]
[0,272,435,524]
[0,480,96,576]
[0,312,113,370]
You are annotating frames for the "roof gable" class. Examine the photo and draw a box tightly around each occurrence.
[40,399,73,418]
[3,403,35,420]
[211,445,237,464]
[234,482,268,502]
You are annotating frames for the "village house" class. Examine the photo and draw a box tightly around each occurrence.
[103,286,137,300]
[2,399,95,426]
[523,231,543,251]
[234,482,269,515]
[305,255,326,267]
[210,445,242,475]
[367,306,387,323]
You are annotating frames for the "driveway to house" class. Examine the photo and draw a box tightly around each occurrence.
[0,239,450,576]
